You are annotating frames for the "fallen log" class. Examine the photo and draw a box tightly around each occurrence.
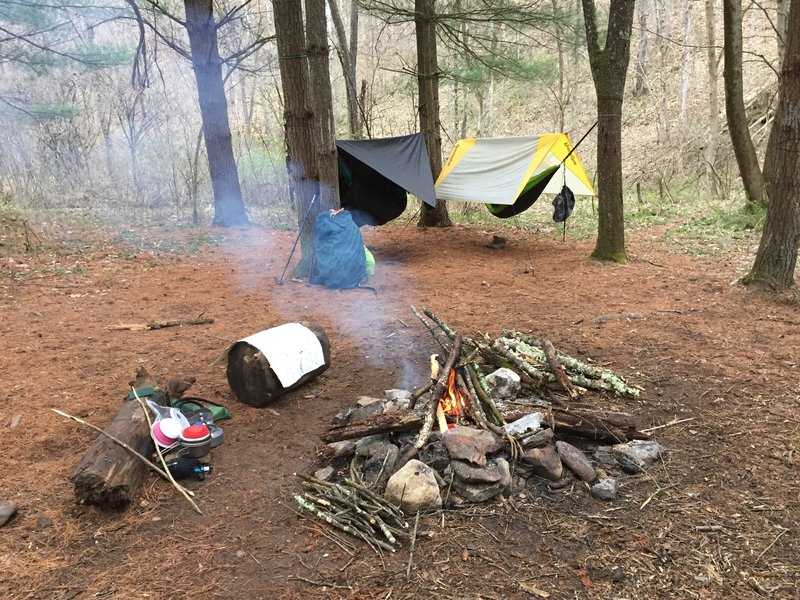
[502,407,648,443]
[321,413,424,443]
[71,400,160,509]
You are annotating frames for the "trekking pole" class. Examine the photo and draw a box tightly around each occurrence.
[277,194,317,285]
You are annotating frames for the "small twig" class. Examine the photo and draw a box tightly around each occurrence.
[51,408,194,498]
[695,525,725,532]
[287,575,350,589]
[640,484,676,510]
[641,417,696,434]
[755,528,788,564]
[406,510,420,581]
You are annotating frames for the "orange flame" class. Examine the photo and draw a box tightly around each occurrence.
[440,369,467,417]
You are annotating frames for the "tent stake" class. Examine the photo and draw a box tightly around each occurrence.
[278,194,317,285]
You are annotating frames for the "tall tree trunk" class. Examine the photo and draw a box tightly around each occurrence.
[184,0,249,226]
[678,0,694,132]
[415,0,451,227]
[273,0,319,276]
[763,0,791,203]
[581,0,635,263]
[744,0,800,290]
[723,0,767,208]
[328,0,362,138]
[704,0,720,196]
[306,0,339,209]
[634,0,650,96]
[655,0,671,141]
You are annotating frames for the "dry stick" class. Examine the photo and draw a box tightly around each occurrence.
[410,306,450,353]
[109,315,214,331]
[641,417,697,434]
[414,334,463,450]
[132,388,203,514]
[466,364,505,425]
[51,408,195,498]
[541,337,578,400]
[755,528,788,564]
[406,510,421,581]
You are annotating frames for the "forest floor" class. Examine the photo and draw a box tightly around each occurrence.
[0,215,798,600]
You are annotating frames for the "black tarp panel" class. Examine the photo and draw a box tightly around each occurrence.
[336,133,436,226]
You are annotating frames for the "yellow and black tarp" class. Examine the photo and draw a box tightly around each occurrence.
[434,134,595,218]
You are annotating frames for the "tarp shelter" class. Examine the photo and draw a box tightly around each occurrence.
[434,133,595,219]
[336,133,437,226]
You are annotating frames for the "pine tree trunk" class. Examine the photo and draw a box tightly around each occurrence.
[415,0,452,228]
[723,0,767,208]
[306,0,339,210]
[582,0,635,263]
[744,0,800,290]
[274,0,319,277]
[184,0,249,226]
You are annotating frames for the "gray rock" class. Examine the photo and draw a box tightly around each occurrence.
[354,434,388,450]
[384,389,412,401]
[504,412,545,436]
[356,439,396,458]
[356,396,383,407]
[0,503,17,527]
[384,460,442,514]
[485,368,521,400]
[592,446,619,470]
[452,479,505,503]
[591,478,620,500]
[555,441,597,483]
[442,426,502,466]
[506,474,528,496]
[314,466,334,481]
[522,445,563,481]
[343,401,385,422]
[326,440,356,458]
[451,456,510,485]
[519,428,554,449]
[418,438,451,472]
[611,440,666,473]
[363,445,400,485]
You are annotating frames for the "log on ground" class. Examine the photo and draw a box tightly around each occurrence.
[70,397,156,509]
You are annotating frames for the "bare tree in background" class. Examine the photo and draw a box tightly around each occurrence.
[704,0,721,196]
[743,0,800,290]
[678,0,694,132]
[328,0,362,139]
[723,0,767,208]
[183,0,249,226]
[634,0,650,96]
[581,0,635,263]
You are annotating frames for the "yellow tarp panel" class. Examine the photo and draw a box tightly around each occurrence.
[434,133,595,205]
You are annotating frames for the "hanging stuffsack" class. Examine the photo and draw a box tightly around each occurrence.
[552,185,576,222]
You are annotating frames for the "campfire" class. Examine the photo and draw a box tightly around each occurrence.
[295,308,665,552]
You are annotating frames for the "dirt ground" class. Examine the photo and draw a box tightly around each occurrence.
[1,218,798,600]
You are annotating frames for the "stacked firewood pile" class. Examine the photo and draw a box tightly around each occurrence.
[294,308,665,552]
